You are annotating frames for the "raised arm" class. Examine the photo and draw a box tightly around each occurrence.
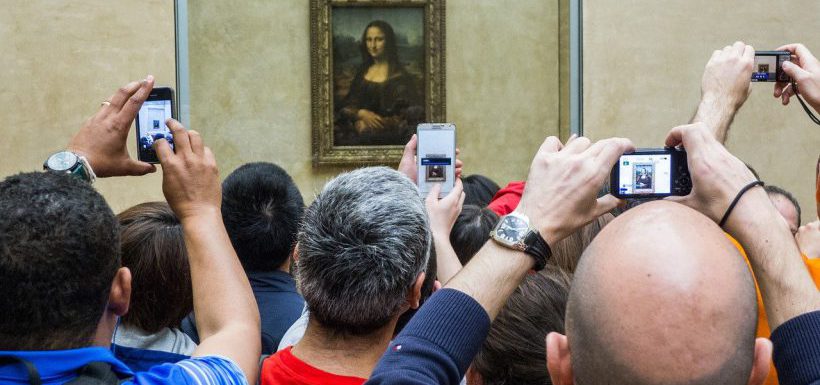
[155,121,261,384]
[664,122,820,328]
[425,180,466,284]
[367,136,634,384]
[690,42,754,144]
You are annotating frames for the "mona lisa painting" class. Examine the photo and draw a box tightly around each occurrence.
[311,0,445,166]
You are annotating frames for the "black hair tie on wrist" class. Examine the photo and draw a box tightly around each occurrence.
[719,180,765,228]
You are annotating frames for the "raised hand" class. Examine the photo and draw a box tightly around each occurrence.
[68,76,157,177]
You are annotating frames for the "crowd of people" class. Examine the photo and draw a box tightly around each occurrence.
[0,41,819,385]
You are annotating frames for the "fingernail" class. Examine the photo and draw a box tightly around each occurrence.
[146,75,154,82]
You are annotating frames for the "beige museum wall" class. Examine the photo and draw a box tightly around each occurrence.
[0,1,176,213]
[584,0,820,223]
[187,0,561,201]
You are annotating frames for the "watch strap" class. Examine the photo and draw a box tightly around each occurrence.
[523,230,551,271]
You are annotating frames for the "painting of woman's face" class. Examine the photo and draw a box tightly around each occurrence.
[365,26,386,59]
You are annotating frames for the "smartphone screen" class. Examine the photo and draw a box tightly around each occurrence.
[417,123,456,198]
[616,153,673,196]
[136,87,175,163]
[752,51,791,82]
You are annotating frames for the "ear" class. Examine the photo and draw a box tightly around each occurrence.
[465,365,483,385]
[546,332,574,385]
[108,267,131,317]
[292,243,300,262]
[746,338,772,385]
[406,272,425,309]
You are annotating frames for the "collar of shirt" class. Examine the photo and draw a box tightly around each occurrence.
[0,347,133,382]
[247,270,298,293]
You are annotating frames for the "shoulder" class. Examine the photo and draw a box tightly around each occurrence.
[125,356,248,385]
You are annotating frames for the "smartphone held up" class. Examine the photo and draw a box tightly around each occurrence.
[610,148,691,199]
[417,123,456,199]
[135,87,176,163]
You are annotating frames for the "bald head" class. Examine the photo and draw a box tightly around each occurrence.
[566,201,757,385]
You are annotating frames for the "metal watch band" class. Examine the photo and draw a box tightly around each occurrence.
[523,230,551,271]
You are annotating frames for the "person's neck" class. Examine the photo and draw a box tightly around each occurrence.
[278,258,292,274]
[372,56,388,65]
[290,318,396,379]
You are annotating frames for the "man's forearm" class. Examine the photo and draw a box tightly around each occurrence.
[446,241,534,320]
[726,189,820,328]
[691,95,739,144]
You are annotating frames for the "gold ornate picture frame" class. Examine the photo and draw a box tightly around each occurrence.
[311,0,446,166]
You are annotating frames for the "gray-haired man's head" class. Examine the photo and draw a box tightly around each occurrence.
[296,167,431,335]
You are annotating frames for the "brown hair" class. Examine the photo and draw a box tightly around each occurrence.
[117,202,192,333]
[549,213,614,273]
[471,265,571,385]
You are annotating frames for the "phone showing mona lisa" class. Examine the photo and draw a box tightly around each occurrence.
[417,123,456,199]
[135,87,176,164]
[609,148,691,199]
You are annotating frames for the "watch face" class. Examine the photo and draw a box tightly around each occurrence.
[47,152,78,171]
[496,215,530,244]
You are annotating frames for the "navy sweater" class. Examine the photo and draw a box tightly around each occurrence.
[366,288,490,385]
[773,310,820,385]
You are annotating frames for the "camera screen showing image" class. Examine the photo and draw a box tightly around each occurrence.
[137,99,173,160]
[617,154,672,196]
[416,124,456,198]
[752,52,791,82]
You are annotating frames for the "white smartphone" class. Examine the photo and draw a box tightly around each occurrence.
[416,123,456,198]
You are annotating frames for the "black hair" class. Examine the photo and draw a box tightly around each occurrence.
[450,205,500,264]
[765,184,802,228]
[0,172,120,349]
[461,174,501,207]
[222,162,305,272]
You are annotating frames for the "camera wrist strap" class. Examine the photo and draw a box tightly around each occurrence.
[791,81,820,125]
[719,180,765,228]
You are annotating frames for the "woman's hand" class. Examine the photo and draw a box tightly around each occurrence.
[356,109,385,131]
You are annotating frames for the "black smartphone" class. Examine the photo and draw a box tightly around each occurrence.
[752,51,791,82]
[610,148,691,199]
[136,87,176,163]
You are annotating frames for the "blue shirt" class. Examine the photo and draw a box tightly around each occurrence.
[0,348,247,385]
[182,270,304,354]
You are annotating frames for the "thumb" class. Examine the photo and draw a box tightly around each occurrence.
[782,61,811,82]
[126,159,157,176]
[592,194,623,217]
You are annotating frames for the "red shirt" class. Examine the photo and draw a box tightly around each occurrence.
[487,181,526,216]
[260,346,366,385]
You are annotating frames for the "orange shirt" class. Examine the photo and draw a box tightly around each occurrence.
[727,235,820,385]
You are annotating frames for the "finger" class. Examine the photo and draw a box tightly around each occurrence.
[107,80,142,112]
[743,44,754,60]
[566,134,578,144]
[166,118,191,155]
[455,158,464,179]
[777,43,819,70]
[592,194,623,217]
[563,136,592,154]
[732,41,745,55]
[188,130,204,156]
[536,136,564,154]
[117,76,155,127]
[458,191,466,212]
[710,49,721,60]
[125,159,157,176]
[154,138,174,165]
[445,178,465,203]
[592,138,635,174]
[774,81,786,97]
[664,123,709,149]
[782,60,812,82]
[427,183,442,204]
[402,134,418,160]
[782,91,791,105]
